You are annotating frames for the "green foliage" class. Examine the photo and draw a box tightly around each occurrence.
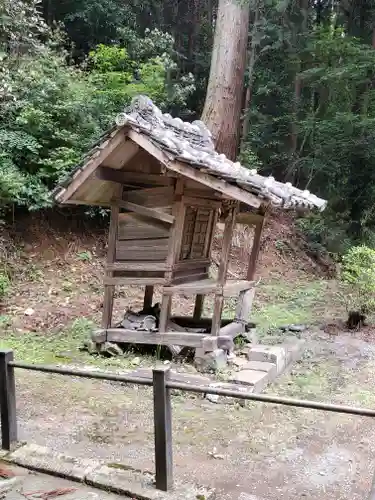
[0,269,10,299]
[0,3,194,213]
[340,245,375,314]
[243,14,375,246]
[87,31,195,122]
[0,49,102,209]
[295,213,352,256]
[4,0,375,255]
[76,250,92,261]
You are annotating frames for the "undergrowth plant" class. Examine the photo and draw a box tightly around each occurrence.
[340,245,375,328]
[0,268,10,300]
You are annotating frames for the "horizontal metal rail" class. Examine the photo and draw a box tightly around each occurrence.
[167,381,375,417]
[10,361,153,386]
[2,351,375,498]
[10,361,375,417]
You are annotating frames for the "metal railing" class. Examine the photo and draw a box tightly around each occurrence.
[1,349,375,496]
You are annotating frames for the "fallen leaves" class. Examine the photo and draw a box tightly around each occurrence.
[22,487,77,499]
[0,466,15,478]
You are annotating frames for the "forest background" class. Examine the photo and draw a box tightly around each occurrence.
[1,0,375,257]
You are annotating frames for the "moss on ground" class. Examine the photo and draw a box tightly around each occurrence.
[0,279,343,367]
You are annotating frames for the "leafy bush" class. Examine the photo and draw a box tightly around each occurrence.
[0,270,10,300]
[87,33,195,122]
[0,6,195,215]
[340,245,375,327]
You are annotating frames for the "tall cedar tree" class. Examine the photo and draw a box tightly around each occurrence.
[201,0,250,160]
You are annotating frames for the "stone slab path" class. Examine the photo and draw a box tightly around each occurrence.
[0,462,122,500]
[129,337,305,398]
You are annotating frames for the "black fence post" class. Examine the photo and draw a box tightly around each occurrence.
[152,365,173,491]
[0,350,17,450]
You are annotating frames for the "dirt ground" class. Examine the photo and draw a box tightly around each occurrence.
[0,212,372,499]
[10,328,375,500]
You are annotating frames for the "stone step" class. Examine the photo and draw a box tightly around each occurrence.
[230,369,269,392]
[240,360,277,381]
[246,345,287,374]
[246,339,305,375]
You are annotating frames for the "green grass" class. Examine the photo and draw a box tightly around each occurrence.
[0,317,154,369]
[0,279,341,367]
[252,279,340,334]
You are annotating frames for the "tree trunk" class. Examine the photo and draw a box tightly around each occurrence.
[290,0,308,158]
[242,3,260,140]
[201,0,250,160]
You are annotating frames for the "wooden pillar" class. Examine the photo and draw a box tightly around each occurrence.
[159,181,186,333]
[247,215,265,281]
[211,205,237,335]
[193,295,204,320]
[235,288,255,323]
[101,205,119,329]
[159,294,172,333]
[194,209,218,323]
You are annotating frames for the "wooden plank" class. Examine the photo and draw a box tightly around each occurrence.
[116,238,169,250]
[182,196,221,209]
[103,138,140,170]
[116,248,168,262]
[173,258,210,271]
[115,239,169,262]
[97,328,208,348]
[173,265,207,279]
[101,204,119,329]
[235,288,255,322]
[193,295,204,320]
[115,200,174,224]
[57,130,127,204]
[172,272,209,286]
[159,180,186,332]
[106,262,169,272]
[211,207,237,335]
[203,209,215,257]
[236,212,264,225]
[218,206,237,285]
[123,172,174,186]
[159,294,172,334]
[207,209,219,259]
[211,295,224,336]
[127,130,262,208]
[124,187,174,208]
[163,278,218,296]
[104,277,166,285]
[222,280,255,298]
[96,167,173,186]
[247,216,265,280]
[118,214,170,241]
[170,316,232,329]
[112,271,165,279]
[117,225,169,241]
[184,187,223,199]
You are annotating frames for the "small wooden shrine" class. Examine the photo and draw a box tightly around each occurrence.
[53,96,326,357]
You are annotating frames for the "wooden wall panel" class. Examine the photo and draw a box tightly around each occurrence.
[116,238,169,261]
[118,214,170,241]
[123,186,174,208]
